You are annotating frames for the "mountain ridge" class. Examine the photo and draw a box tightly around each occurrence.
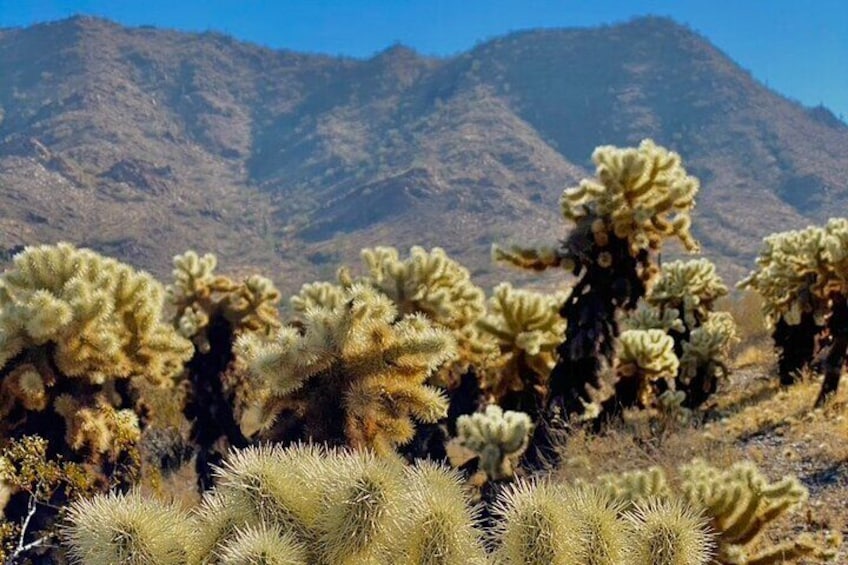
[1,15,847,295]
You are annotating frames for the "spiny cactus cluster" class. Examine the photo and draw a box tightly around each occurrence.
[237,284,455,454]
[607,328,680,413]
[167,250,283,490]
[0,243,192,470]
[335,245,495,386]
[64,445,486,565]
[63,444,722,565]
[624,259,738,409]
[494,139,700,419]
[739,218,848,403]
[168,250,281,353]
[456,404,532,480]
[592,459,841,564]
[475,283,566,417]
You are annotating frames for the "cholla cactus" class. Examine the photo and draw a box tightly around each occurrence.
[341,245,494,386]
[594,459,840,564]
[624,498,714,565]
[647,259,728,329]
[290,280,347,314]
[739,218,848,401]
[475,283,566,416]
[64,490,194,565]
[167,250,282,489]
[678,313,738,388]
[494,140,699,419]
[456,405,533,480]
[63,446,831,565]
[0,243,192,468]
[608,329,679,412]
[168,251,281,353]
[63,445,484,565]
[623,302,686,333]
[398,461,486,565]
[238,284,455,453]
[625,259,736,409]
[491,479,574,564]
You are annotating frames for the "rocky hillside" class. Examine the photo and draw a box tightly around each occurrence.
[1,16,846,294]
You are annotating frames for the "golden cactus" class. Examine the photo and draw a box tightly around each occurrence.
[0,243,192,466]
[739,218,848,400]
[63,490,194,565]
[456,405,532,480]
[493,140,700,420]
[613,329,679,409]
[239,284,455,452]
[475,283,565,413]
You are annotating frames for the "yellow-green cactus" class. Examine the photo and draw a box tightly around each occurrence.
[624,498,714,565]
[647,259,728,329]
[738,223,834,329]
[622,302,686,333]
[355,246,486,330]
[491,479,574,565]
[397,461,487,565]
[678,312,738,386]
[614,329,679,408]
[64,490,195,565]
[213,523,309,565]
[456,404,533,481]
[559,139,700,255]
[62,446,837,565]
[592,466,672,507]
[238,284,455,453]
[593,459,840,565]
[739,218,848,399]
[492,140,700,420]
[168,250,281,353]
[475,283,566,411]
[0,243,192,465]
[342,245,493,386]
[289,280,347,315]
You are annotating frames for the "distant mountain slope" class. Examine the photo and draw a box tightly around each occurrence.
[1,16,846,294]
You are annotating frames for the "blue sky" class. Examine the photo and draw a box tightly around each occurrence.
[2,0,846,119]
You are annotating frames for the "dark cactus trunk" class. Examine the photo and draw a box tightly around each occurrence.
[816,294,848,406]
[184,314,249,491]
[773,312,820,385]
[548,230,647,419]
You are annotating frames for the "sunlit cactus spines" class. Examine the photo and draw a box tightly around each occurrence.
[475,282,566,416]
[739,218,848,402]
[593,458,837,565]
[63,490,194,565]
[606,329,679,414]
[560,485,629,564]
[239,284,454,453]
[396,461,486,565]
[166,249,283,490]
[623,258,736,409]
[491,479,573,564]
[624,498,714,565]
[214,523,309,565]
[647,259,728,329]
[456,404,533,480]
[168,250,281,353]
[0,243,192,489]
[494,140,700,423]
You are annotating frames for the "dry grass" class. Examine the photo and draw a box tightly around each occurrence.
[548,362,848,563]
